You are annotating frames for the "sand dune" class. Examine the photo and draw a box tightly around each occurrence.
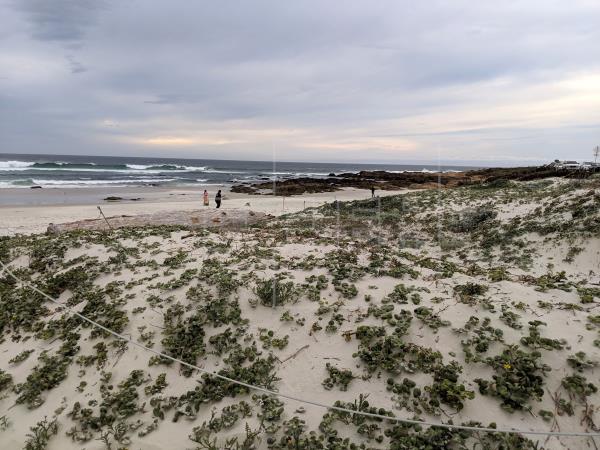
[1,178,599,449]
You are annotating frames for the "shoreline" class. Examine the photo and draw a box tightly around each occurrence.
[0,176,598,449]
[1,164,590,207]
[0,154,483,192]
[0,185,225,207]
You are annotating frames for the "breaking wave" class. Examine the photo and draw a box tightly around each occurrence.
[0,160,207,173]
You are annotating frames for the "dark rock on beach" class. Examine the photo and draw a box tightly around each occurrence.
[231,171,467,196]
[103,196,143,202]
[231,166,586,196]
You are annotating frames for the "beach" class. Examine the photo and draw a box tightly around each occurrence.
[0,186,407,235]
[1,176,599,450]
[3,0,599,446]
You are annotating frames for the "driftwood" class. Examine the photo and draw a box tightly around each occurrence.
[47,209,269,233]
[280,345,310,363]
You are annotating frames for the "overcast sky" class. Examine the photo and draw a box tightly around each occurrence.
[1,0,599,164]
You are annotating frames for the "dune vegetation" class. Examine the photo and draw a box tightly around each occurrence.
[1,176,599,449]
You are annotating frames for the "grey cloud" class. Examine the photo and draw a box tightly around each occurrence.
[66,55,86,74]
[1,0,600,162]
[15,0,105,43]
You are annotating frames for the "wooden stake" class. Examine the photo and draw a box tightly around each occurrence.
[97,206,113,231]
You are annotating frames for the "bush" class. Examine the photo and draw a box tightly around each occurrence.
[161,305,206,377]
[475,345,551,412]
[447,207,497,233]
[254,278,297,307]
[24,417,59,450]
[454,282,488,305]
[322,363,354,391]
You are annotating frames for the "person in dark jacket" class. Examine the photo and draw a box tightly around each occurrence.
[371,186,375,198]
[215,190,222,208]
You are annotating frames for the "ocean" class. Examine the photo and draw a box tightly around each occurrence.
[0,154,478,189]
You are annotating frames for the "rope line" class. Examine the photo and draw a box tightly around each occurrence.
[1,259,598,438]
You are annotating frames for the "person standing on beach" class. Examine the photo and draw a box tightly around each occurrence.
[371,186,375,198]
[203,190,209,206]
[215,190,222,208]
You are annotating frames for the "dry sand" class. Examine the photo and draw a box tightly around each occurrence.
[0,186,405,236]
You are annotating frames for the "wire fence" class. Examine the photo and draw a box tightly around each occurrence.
[1,258,599,439]
[2,172,600,445]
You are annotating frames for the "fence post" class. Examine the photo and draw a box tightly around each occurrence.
[377,196,381,244]
[336,197,340,246]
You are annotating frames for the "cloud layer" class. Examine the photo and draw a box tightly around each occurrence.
[1,0,599,164]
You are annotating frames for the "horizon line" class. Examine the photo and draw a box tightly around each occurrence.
[0,152,546,168]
